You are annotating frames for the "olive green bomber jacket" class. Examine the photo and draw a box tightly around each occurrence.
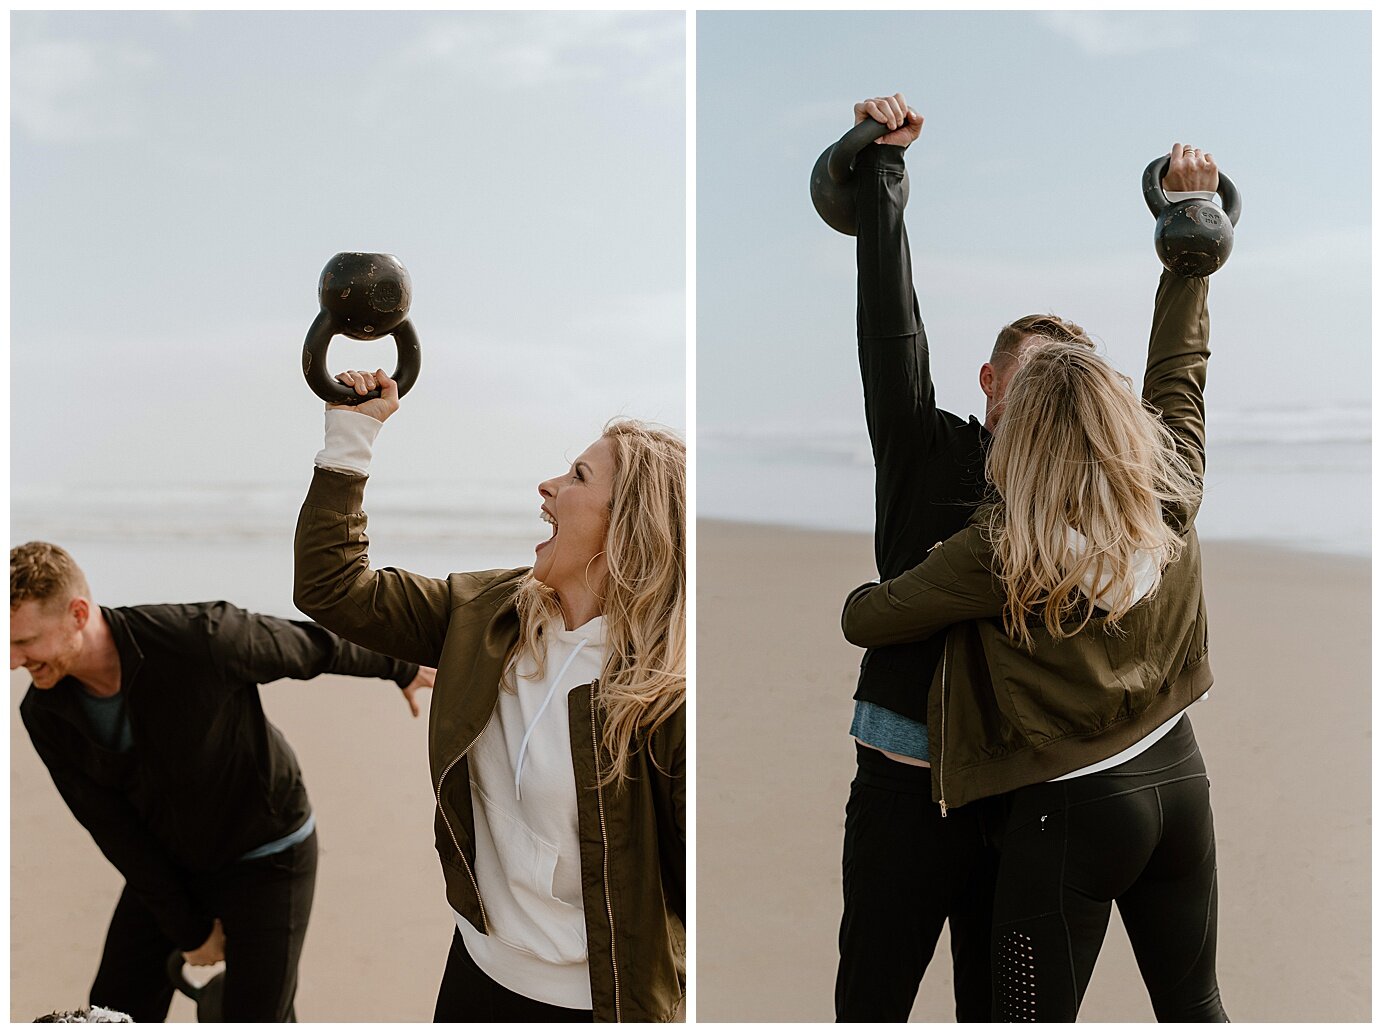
[842,270,1213,810]
[294,468,685,1022]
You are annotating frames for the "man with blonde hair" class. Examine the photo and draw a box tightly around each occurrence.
[11,541,434,1021]
[836,93,1220,1020]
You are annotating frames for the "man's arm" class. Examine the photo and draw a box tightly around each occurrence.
[202,602,423,690]
[22,708,214,951]
[841,524,1004,648]
[1143,143,1217,529]
[853,95,949,562]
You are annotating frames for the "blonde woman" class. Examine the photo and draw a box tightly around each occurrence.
[843,314,1227,1018]
[294,369,684,1022]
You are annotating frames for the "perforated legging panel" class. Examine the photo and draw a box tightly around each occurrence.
[994,930,1038,1021]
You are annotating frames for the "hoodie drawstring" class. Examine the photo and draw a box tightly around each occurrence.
[514,636,589,801]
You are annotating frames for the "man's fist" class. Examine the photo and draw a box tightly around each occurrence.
[184,918,225,967]
[854,93,923,148]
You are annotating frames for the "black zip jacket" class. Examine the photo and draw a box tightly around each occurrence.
[19,601,418,950]
[855,143,990,721]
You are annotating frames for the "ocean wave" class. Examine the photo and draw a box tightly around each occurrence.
[11,483,542,546]
[702,406,1371,466]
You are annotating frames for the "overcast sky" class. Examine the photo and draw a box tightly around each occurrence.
[12,11,685,505]
[698,10,1371,442]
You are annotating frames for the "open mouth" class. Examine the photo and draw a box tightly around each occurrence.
[536,507,557,553]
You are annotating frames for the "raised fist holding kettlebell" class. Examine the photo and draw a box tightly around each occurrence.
[329,367,401,424]
[809,94,923,235]
[1143,143,1241,277]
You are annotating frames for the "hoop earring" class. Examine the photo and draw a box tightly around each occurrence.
[583,551,607,599]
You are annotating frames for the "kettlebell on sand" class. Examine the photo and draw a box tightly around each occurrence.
[1142,155,1242,277]
[301,252,423,404]
[165,951,225,1022]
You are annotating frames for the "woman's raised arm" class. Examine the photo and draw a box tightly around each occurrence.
[293,368,452,668]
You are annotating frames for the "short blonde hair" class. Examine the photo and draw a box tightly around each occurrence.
[991,313,1094,368]
[10,541,90,613]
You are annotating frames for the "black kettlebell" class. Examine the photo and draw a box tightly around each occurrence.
[165,951,225,1022]
[810,118,910,235]
[1142,156,1241,277]
[301,252,423,404]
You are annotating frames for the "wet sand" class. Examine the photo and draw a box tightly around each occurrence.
[696,520,1370,1022]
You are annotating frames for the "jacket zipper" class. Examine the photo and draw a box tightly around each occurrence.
[589,680,622,1021]
[434,714,495,931]
[938,637,950,817]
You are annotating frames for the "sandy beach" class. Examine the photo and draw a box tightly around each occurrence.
[696,519,1370,1022]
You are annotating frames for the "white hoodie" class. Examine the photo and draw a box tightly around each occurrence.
[456,618,605,1009]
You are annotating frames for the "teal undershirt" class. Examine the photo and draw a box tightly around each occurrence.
[850,699,930,762]
[76,689,133,753]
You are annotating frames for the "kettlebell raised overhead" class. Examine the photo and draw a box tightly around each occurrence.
[1142,156,1241,277]
[301,252,422,404]
[810,118,910,236]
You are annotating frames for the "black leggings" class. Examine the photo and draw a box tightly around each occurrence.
[433,928,592,1022]
[989,715,1227,1021]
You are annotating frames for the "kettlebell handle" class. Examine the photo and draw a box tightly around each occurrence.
[827,118,899,185]
[165,951,204,1002]
[1142,154,1241,226]
[301,312,422,405]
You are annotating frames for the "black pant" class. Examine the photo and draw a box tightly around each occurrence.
[89,831,317,1022]
[835,744,1000,1021]
[434,927,593,1022]
[990,716,1227,1021]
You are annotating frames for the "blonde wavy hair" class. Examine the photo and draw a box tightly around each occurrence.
[984,343,1201,650]
[506,419,685,786]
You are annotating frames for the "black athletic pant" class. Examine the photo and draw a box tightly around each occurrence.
[434,927,593,1022]
[89,831,317,1022]
[990,716,1227,1022]
[835,743,1000,1021]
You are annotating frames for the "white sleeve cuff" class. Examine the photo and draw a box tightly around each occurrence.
[1164,189,1217,203]
[315,408,384,475]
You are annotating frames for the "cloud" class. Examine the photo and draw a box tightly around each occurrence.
[399,11,682,94]
[1040,12,1187,57]
[12,37,154,143]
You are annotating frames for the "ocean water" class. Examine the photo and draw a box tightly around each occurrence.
[9,404,1371,614]
[10,481,544,618]
[700,407,1371,558]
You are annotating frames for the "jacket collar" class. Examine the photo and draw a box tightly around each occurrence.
[99,606,145,694]
[427,591,523,784]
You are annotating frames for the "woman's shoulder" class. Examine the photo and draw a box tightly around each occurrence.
[445,566,531,612]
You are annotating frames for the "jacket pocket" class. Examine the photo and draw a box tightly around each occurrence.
[1188,606,1209,664]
